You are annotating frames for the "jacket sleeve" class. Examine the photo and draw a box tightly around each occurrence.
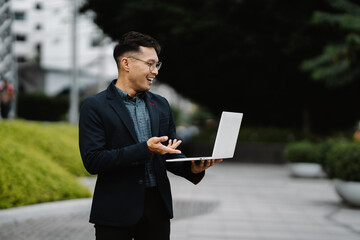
[79,98,150,175]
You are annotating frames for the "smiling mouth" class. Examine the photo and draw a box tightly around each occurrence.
[147,77,155,82]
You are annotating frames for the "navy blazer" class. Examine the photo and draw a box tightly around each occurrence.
[79,80,204,227]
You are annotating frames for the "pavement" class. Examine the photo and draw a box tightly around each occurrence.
[1,162,360,240]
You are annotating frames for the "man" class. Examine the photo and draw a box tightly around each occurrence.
[79,31,222,240]
[0,79,15,119]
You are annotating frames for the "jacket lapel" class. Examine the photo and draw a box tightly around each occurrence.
[146,92,159,137]
[107,81,139,143]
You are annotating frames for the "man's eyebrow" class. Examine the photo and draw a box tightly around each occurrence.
[146,59,159,63]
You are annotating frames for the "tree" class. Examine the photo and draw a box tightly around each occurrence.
[80,0,360,133]
[301,0,360,87]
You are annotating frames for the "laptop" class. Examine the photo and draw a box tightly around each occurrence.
[166,111,243,162]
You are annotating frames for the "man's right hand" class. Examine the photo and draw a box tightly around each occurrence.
[147,136,182,155]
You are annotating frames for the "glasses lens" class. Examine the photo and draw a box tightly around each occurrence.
[156,62,162,70]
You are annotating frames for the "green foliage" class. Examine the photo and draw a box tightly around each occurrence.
[283,141,322,163]
[283,138,360,181]
[0,120,91,209]
[1,120,89,176]
[17,92,69,121]
[301,0,360,86]
[80,0,360,132]
[239,127,302,143]
[325,140,360,181]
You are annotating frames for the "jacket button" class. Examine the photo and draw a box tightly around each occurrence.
[138,180,144,184]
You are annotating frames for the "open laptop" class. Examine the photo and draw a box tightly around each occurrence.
[166,111,243,162]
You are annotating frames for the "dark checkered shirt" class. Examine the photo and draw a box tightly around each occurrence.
[116,87,157,187]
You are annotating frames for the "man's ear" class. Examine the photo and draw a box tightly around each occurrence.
[120,57,130,72]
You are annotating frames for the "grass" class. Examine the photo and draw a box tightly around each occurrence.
[0,120,91,209]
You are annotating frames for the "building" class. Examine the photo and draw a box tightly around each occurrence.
[11,0,116,94]
[10,0,196,120]
[0,0,15,82]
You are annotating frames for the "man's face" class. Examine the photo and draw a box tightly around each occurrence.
[127,46,159,93]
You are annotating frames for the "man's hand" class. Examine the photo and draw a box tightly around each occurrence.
[147,136,182,155]
[191,159,223,174]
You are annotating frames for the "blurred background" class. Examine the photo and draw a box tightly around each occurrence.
[1,0,360,239]
[2,0,360,136]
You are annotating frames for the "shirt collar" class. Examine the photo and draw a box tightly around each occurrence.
[115,86,146,101]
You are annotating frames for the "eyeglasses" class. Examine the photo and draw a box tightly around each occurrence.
[127,56,162,71]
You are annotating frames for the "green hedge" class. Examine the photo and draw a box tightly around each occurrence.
[283,139,360,181]
[283,141,322,164]
[17,92,69,121]
[325,140,360,182]
[0,120,91,209]
[1,120,89,176]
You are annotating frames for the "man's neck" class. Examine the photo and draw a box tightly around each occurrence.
[115,77,137,98]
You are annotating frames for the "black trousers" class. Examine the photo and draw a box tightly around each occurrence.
[95,187,170,240]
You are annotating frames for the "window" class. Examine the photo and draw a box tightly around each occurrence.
[35,2,42,10]
[35,24,42,30]
[17,56,27,63]
[15,34,27,42]
[14,11,26,21]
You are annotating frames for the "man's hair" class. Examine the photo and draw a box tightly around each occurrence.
[113,31,161,68]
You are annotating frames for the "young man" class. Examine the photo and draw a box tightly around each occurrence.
[79,31,222,240]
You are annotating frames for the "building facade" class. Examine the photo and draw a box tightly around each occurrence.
[0,0,15,82]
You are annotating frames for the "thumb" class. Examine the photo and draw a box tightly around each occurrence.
[153,136,168,143]
[159,136,169,142]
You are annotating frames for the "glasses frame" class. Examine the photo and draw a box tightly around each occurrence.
[127,56,162,71]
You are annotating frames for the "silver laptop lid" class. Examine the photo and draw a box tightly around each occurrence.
[211,112,243,159]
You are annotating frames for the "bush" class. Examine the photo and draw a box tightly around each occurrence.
[0,133,90,209]
[325,140,360,182]
[283,141,322,164]
[0,120,91,209]
[17,92,69,121]
[1,120,89,176]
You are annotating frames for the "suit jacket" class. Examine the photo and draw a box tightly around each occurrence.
[79,80,204,227]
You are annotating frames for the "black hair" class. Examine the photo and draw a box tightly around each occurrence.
[113,31,161,68]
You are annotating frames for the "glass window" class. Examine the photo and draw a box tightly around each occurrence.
[14,11,26,21]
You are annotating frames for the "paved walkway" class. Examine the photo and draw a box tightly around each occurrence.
[0,163,360,240]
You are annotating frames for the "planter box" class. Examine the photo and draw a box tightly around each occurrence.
[334,179,360,207]
[288,163,326,178]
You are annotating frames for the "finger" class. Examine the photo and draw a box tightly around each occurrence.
[160,136,169,142]
[159,144,181,154]
[171,139,182,149]
[152,136,168,144]
[204,160,211,167]
[167,139,172,147]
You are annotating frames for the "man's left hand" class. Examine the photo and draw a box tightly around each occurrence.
[191,159,223,174]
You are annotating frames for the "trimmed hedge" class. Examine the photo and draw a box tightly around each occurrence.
[17,92,69,121]
[283,141,322,164]
[283,139,360,182]
[1,120,88,176]
[325,140,360,182]
[0,120,91,209]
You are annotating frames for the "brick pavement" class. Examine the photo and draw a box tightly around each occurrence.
[0,163,360,240]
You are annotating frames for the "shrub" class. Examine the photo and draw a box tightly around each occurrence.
[17,92,69,121]
[0,135,91,209]
[1,120,89,176]
[325,140,360,182]
[318,139,341,178]
[283,141,322,164]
